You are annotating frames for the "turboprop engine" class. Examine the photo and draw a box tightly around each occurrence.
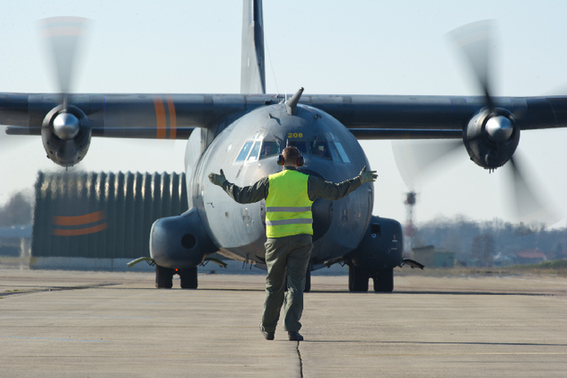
[41,105,91,167]
[463,107,519,170]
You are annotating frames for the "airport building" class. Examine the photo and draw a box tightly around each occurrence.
[411,245,455,268]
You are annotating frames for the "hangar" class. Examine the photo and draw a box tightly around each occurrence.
[31,171,187,271]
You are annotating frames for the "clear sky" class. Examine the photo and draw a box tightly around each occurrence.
[1,0,566,228]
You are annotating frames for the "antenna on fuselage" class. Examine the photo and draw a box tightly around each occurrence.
[286,87,304,115]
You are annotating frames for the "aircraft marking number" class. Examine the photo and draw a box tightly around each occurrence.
[287,133,303,139]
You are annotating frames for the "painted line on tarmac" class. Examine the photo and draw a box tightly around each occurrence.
[0,283,120,297]
[326,352,567,357]
[0,336,109,343]
[0,315,152,319]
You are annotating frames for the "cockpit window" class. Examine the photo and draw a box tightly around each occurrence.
[329,141,351,163]
[284,139,351,163]
[247,141,262,162]
[287,140,307,154]
[236,138,351,164]
[236,140,281,163]
[310,140,332,160]
[260,141,279,158]
[236,141,254,162]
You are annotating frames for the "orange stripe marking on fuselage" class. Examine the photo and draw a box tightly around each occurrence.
[52,210,105,226]
[154,97,166,139]
[166,95,177,139]
[52,223,109,236]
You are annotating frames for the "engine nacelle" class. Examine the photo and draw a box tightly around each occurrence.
[344,216,403,271]
[150,208,218,268]
[41,105,91,167]
[463,107,520,170]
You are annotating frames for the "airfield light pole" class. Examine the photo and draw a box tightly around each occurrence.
[404,191,416,257]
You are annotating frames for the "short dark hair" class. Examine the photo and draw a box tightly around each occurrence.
[282,146,300,165]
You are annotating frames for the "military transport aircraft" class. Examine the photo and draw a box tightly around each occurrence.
[2,0,567,292]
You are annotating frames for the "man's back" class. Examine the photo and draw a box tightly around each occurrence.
[266,170,314,238]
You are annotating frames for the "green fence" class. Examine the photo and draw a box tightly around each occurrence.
[32,171,188,259]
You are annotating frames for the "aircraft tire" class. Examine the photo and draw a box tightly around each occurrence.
[372,269,394,293]
[155,265,174,289]
[179,266,198,289]
[348,265,369,292]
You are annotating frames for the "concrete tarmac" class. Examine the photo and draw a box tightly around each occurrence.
[0,268,566,377]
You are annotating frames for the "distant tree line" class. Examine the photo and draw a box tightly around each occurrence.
[413,216,567,265]
[0,192,33,226]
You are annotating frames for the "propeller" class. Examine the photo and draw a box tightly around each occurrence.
[39,17,88,102]
[392,20,559,226]
[507,155,558,225]
[1,17,89,155]
[35,17,94,167]
[392,139,463,191]
[39,16,89,141]
[448,20,495,110]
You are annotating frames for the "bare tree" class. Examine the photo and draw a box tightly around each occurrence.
[0,192,33,226]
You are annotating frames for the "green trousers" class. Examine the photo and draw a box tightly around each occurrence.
[261,234,313,333]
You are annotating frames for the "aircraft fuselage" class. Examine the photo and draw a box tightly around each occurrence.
[190,102,373,268]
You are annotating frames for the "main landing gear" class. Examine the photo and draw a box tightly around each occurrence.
[348,264,394,293]
[304,268,311,293]
[155,265,198,289]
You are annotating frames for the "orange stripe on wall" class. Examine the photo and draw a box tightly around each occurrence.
[154,97,166,139]
[166,95,177,139]
[52,223,109,236]
[52,210,105,226]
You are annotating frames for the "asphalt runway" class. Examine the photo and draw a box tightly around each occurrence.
[0,268,566,377]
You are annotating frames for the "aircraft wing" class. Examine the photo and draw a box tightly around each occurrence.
[5,94,567,139]
[2,93,268,139]
[301,94,567,139]
[3,93,567,141]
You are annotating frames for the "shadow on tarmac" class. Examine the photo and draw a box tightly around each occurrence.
[303,340,567,347]
[305,290,559,296]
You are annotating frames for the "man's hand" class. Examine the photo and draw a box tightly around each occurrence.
[358,166,378,183]
[208,169,227,187]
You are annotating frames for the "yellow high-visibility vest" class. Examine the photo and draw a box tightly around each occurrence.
[266,170,314,238]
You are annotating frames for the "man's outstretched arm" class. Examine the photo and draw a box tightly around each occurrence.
[209,169,269,204]
[308,166,378,201]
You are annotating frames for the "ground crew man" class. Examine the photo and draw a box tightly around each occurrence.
[208,146,377,341]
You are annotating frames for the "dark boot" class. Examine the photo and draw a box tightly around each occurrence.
[260,323,274,340]
[288,331,303,341]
